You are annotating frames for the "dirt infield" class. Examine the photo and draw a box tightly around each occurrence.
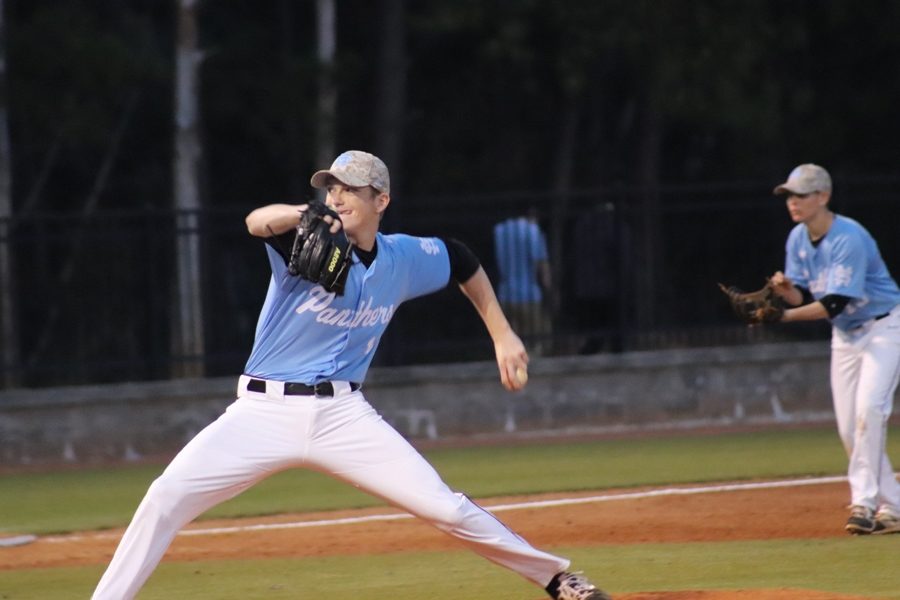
[1,478,882,599]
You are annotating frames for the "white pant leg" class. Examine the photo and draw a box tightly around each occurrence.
[831,312,900,511]
[307,392,569,588]
[93,397,308,600]
[830,335,859,461]
[855,314,900,512]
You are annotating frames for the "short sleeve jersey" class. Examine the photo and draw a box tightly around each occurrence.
[493,217,548,304]
[784,214,900,331]
[243,233,450,383]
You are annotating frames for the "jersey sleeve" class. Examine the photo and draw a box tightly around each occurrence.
[825,232,867,299]
[265,242,291,280]
[389,234,452,301]
[263,231,295,265]
[783,226,807,286]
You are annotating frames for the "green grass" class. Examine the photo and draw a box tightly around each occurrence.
[3,425,900,598]
[2,426,869,536]
[2,538,898,599]
[426,427,858,495]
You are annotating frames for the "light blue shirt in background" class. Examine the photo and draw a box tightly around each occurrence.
[493,217,548,304]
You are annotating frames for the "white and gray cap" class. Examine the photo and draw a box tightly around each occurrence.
[773,163,832,195]
[310,150,390,194]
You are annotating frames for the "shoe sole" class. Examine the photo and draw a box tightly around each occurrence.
[845,524,875,535]
[872,523,900,535]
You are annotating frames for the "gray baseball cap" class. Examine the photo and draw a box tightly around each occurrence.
[773,163,832,195]
[310,150,391,194]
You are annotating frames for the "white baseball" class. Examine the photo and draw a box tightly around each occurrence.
[515,366,528,385]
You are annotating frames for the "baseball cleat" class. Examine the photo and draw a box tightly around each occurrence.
[872,511,900,535]
[845,505,875,535]
[546,571,612,600]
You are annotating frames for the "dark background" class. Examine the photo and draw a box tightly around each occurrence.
[2,0,898,388]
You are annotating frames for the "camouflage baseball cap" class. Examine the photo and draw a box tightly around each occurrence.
[773,163,832,195]
[310,150,390,194]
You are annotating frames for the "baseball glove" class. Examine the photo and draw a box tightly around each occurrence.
[717,281,785,325]
[288,201,353,295]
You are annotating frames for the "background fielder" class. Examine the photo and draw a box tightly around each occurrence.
[91,150,610,600]
[768,163,900,535]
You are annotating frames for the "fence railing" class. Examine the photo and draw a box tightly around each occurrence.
[1,176,897,389]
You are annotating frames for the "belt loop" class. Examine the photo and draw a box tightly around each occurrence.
[266,380,286,402]
[239,376,285,402]
[330,381,358,395]
[238,374,251,396]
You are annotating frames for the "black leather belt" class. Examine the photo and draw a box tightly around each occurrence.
[247,378,360,397]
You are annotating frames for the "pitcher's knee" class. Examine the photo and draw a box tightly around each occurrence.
[419,492,469,532]
[856,409,888,437]
[142,474,194,525]
[838,429,854,453]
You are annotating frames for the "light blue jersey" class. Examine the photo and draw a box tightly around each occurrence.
[784,214,900,332]
[244,233,450,383]
[493,217,548,304]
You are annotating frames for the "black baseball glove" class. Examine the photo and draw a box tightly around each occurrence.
[718,281,785,325]
[288,201,353,295]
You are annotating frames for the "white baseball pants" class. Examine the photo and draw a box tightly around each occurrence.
[92,377,569,599]
[830,307,900,514]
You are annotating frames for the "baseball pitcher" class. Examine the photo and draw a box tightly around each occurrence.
[91,151,611,599]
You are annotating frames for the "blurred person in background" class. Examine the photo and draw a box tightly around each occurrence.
[573,202,623,354]
[493,207,553,355]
